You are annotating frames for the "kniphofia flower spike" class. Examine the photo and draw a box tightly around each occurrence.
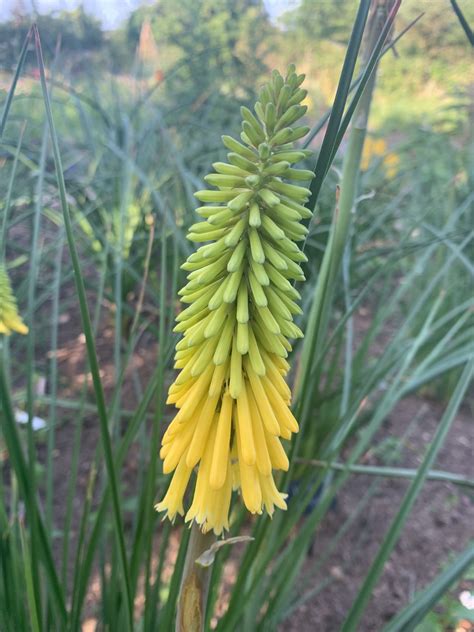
[157,66,314,534]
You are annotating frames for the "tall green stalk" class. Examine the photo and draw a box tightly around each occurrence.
[176,524,215,632]
[23,120,48,629]
[33,26,134,629]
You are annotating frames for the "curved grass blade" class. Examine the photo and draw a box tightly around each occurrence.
[130,223,170,602]
[1,123,26,259]
[280,415,425,621]
[22,119,48,629]
[0,28,32,139]
[293,458,474,489]
[32,25,134,630]
[19,516,41,632]
[307,0,371,211]
[450,0,474,46]
[158,526,191,630]
[295,3,403,414]
[329,0,402,166]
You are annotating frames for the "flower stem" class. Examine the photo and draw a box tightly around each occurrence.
[176,523,215,632]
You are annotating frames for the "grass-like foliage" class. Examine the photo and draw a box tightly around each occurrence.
[0,3,472,630]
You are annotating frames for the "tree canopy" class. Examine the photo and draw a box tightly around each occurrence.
[0,8,103,68]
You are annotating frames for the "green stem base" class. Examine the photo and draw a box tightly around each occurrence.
[176,523,215,632]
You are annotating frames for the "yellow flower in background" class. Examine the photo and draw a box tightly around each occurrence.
[301,92,313,111]
[360,137,386,170]
[361,136,399,179]
[0,264,28,336]
[156,66,314,535]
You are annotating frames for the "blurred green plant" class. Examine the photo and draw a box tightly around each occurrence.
[0,8,103,69]
[126,0,271,96]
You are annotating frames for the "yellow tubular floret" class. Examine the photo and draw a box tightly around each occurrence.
[210,392,233,489]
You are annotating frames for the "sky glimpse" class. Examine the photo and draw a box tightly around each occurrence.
[1,0,295,29]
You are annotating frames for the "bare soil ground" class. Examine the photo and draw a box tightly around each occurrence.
[286,396,474,631]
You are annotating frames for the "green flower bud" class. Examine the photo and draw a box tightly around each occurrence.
[236,321,249,354]
[194,190,237,203]
[228,190,254,212]
[227,239,248,272]
[276,84,292,113]
[223,268,244,303]
[224,217,247,247]
[249,227,265,264]
[274,104,307,132]
[269,180,311,201]
[204,174,246,188]
[258,189,280,207]
[269,150,306,164]
[245,174,261,188]
[254,101,265,124]
[221,134,256,160]
[228,152,259,172]
[242,120,265,146]
[261,214,285,240]
[287,88,307,107]
[286,168,314,181]
[241,106,264,137]
[271,127,294,146]
[236,282,249,323]
[249,203,261,227]
[248,269,268,307]
[258,142,271,159]
[265,102,276,131]
[263,161,290,176]
[212,162,250,177]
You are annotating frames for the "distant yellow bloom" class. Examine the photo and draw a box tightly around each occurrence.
[301,93,313,110]
[383,151,400,179]
[156,66,314,535]
[0,264,28,336]
[361,136,399,179]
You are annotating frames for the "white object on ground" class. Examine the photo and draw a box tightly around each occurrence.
[15,409,47,431]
